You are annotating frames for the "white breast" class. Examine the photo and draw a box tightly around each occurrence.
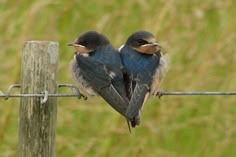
[118,45,124,52]
[70,57,97,97]
[150,54,169,95]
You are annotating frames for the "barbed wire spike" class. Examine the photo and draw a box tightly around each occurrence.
[4,84,21,100]
[40,90,49,104]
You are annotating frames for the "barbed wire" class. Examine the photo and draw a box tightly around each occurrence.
[158,91,236,96]
[0,84,87,104]
[1,84,236,98]
[1,84,236,104]
[0,93,82,98]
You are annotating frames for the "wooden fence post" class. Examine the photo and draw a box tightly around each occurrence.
[19,41,58,157]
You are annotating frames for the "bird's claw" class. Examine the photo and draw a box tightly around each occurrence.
[57,84,87,100]
[156,91,163,99]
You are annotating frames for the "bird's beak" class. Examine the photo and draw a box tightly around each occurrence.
[68,43,75,46]
[68,43,92,54]
[140,42,161,49]
[137,42,161,54]
[140,42,160,47]
[148,42,161,48]
[68,43,85,48]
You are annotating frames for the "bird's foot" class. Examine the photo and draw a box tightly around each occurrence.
[156,91,163,99]
[58,83,87,100]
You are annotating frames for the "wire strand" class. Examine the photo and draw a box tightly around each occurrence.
[1,84,236,99]
[0,93,80,97]
[1,92,236,98]
[159,91,236,96]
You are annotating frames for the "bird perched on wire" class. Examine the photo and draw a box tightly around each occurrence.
[119,31,168,128]
[68,31,131,129]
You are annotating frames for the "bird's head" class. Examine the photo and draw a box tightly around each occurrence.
[125,31,161,54]
[68,31,110,54]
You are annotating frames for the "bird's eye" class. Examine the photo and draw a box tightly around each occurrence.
[137,39,148,45]
[83,41,89,45]
[79,40,89,46]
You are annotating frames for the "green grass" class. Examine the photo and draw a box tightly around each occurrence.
[1,0,236,156]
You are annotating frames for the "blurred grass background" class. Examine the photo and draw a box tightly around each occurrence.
[0,0,236,156]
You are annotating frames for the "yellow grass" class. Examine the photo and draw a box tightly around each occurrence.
[0,0,236,156]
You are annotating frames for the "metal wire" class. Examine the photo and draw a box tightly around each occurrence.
[0,84,87,101]
[158,91,236,96]
[0,93,81,97]
[1,84,236,99]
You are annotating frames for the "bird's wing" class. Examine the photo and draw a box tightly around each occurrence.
[76,54,129,117]
[125,70,151,120]
[120,46,153,98]
[125,54,161,120]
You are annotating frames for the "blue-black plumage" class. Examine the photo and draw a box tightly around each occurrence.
[69,31,129,119]
[120,31,168,127]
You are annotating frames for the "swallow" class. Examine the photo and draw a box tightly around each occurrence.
[68,31,131,129]
[119,31,168,127]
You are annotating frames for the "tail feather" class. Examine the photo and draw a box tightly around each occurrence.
[125,83,149,120]
[99,85,129,118]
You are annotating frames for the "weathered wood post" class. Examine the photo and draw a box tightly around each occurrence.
[19,41,58,157]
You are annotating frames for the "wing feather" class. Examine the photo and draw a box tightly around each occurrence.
[76,54,129,117]
[125,53,161,121]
